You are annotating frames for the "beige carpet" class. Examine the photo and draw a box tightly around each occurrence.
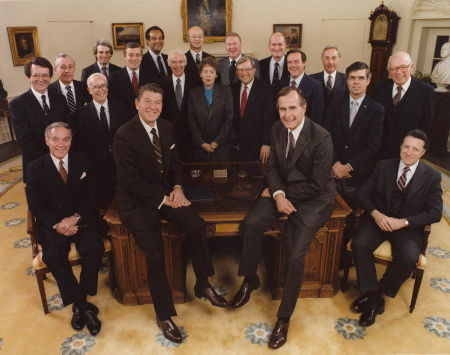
[1,181,450,354]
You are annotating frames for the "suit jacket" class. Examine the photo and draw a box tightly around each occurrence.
[113,117,182,228]
[267,119,336,229]
[356,158,442,230]
[372,77,435,159]
[80,62,121,85]
[10,89,71,182]
[275,74,325,125]
[185,50,213,87]
[230,78,277,160]
[187,83,234,160]
[328,95,385,187]
[218,56,261,86]
[109,66,156,120]
[141,51,172,81]
[310,71,348,113]
[160,73,198,161]
[25,151,100,240]
[48,80,90,114]
[260,56,289,86]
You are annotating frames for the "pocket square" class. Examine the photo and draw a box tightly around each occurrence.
[80,172,86,179]
[170,143,176,150]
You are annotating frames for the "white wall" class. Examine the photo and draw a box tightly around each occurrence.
[0,0,417,98]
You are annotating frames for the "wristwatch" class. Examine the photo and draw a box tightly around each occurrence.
[74,213,81,221]
[404,219,409,227]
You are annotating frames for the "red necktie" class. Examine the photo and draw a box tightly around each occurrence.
[291,80,296,88]
[240,85,248,118]
[132,71,138,97]
[59,160,67,184]
[102,66,108,78]
[397,166,410,191]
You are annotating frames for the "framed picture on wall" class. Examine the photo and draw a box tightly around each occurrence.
[273,24,302,49]
[112,23,145,49]
[7,26,40,66]
[181,0,232,42]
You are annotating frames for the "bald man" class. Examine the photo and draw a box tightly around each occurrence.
[184,26,213,86]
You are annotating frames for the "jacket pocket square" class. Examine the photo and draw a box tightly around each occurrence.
[80,172,86,179]
[170,144,176,150]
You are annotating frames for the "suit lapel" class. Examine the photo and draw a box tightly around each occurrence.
[289,118,311,168]
[157,121,171,174]
[349,96,369,135]
[404,161,427,205]
[208,86,221,121]
[278,126,288,174]
[386,159,399,205]
[340,96,351,138]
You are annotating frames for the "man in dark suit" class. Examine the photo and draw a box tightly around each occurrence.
[327,61,384,208]
[260,32,289,87]
[80,39,120,85]
[10,57,71,182]
[218,32,260,86]
[351,130,442,327]
[141,26,171,81]
[113,83,227,343]
[184,26,213,87]
[372,52,435,159]
[310,45,348,116]
[231,87,335,349]
[231,56,277,163]
[109,42,154,120]
[160,50,197,161]
[76,73,127,209]
[49,54,90,117]
[26,122,104,335]
[275,49,325,126]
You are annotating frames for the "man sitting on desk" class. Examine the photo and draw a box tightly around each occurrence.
[351,130,442,327]
[231,87,335,349]
[113,83,227,344]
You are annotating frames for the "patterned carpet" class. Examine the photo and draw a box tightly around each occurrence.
[0,160,449,354]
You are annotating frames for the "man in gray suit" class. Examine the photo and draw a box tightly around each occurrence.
[218,32,260,85]
[231,87,336,349]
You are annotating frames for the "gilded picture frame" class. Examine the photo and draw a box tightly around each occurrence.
[7,26,40,66]
[112,23,145,49]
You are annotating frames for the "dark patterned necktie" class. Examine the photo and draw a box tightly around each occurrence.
[273,62,279,86]
[286,131,295,166]
[397,166,410,191]
[100,105,109,133]
[326,75,333,92]
[229,60,236,83]
[291,80,296,88]
[132,71,138,97]
[59,160,67,184]
[41,95,51,125]
[175,78,182,110]
[101,66,108,78]
[157,56,166,76]
[393,86,402,106]
[151,128,163,174]
[65,86,76,114]
[196,53,201,67]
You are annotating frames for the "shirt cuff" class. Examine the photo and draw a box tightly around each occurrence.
[273,190,285,199]
[158,196,166,210]
[347,163,353,171]
[173,185,182,190]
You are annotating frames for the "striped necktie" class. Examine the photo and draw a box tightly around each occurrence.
[349,100,358,127]
[393,86,402,106]
[65,86,76,114]
[151,128,163,174]
[397,166,410,191]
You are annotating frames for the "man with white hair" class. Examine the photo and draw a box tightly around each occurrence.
[184,26,213,86]
[49,53,90,116]
[160,49,197,161]
[372,51,434,159]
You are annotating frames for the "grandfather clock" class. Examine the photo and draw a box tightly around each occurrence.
[368,1,400,85]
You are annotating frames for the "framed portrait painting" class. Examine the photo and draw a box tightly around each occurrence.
[181,0,232,42]
[112,23,145,49]
[7,27,40,66]
[273,24,302,49]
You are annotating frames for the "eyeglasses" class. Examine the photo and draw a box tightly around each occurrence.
[236,67,254,72]
[90,84,107,91]
[189,35,204,39]
[388,64,411,72]
[31,74,50,79]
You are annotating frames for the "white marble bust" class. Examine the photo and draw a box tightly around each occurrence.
[431,41,450,93]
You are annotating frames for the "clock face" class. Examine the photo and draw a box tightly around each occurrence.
[373,14,388,41]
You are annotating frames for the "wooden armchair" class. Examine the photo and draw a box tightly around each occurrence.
[27,209,114,314]
[341,208,431,313]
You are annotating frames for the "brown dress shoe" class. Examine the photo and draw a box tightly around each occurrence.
[194,286,228,307]
[231,275,260,308]
[157,317,182,343]
[268,318,290,349]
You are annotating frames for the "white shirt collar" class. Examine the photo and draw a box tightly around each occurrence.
[139,116,158,142]
[31,87,49,108]
[288,117,305,144]
[59,80,75,100]
[229,55,242,64]
[397,159,419,187]
[349,94,365,106]
[50,152,69,173]
[93,98,109,114]
[271,56,285,66]
[190,49,203,60]
[323,70,337,83]
[290,72,305,87]
[172,73,185,86]
[392,76,411,97]
[97,62,109,71]
[241,79,254,91]
[126,66,140,79]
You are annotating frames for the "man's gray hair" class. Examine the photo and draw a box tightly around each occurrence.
[236,56,255,68]
[54,53,75,67]
[387,51,413,70]
[321,45,341,58]
[87,73,108,88]
[168,49,187,65]
[45,122,72,139]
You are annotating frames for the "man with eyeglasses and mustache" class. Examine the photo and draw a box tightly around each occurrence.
[372,52,435,159]
[80,39,120,85]
[10,56,71,182]
[76,73,127,210]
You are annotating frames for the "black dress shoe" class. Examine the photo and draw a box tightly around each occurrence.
[71,305,86,331]
[83,309,102,336]
[351,294,371,313]
[194,285,228,307]
[85,301,99,315]
[231,275,260,308]
[157,317,182,343]
[359,297,385,327]
[268,318,290,349]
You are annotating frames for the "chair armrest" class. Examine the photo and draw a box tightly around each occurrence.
[27,209,40,259]
[421,224,431,256]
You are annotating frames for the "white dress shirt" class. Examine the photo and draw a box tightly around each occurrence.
[149,50,168,75]
[126,67,140,82]
[323,70,337,89]
[31,87,50,109]
[239,79,254,105]
[172,73,186,98]
[289,73,305,88]
[397,159,419,188]
[93,99,110,128]
[269,56,285,84]
[58,80,76,104]
[392,76,411,101]
[50,152,69,174]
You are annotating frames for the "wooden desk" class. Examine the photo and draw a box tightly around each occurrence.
[104,162,351,305]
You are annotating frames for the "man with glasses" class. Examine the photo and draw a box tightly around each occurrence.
[350,130,442,327]
[80,39,120,85]
[230,56,276,163]
[10,57,70,182]
[372,52,435,159]
[141,26,171,81]
[76,73,127,209]
[184,26,213,86]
